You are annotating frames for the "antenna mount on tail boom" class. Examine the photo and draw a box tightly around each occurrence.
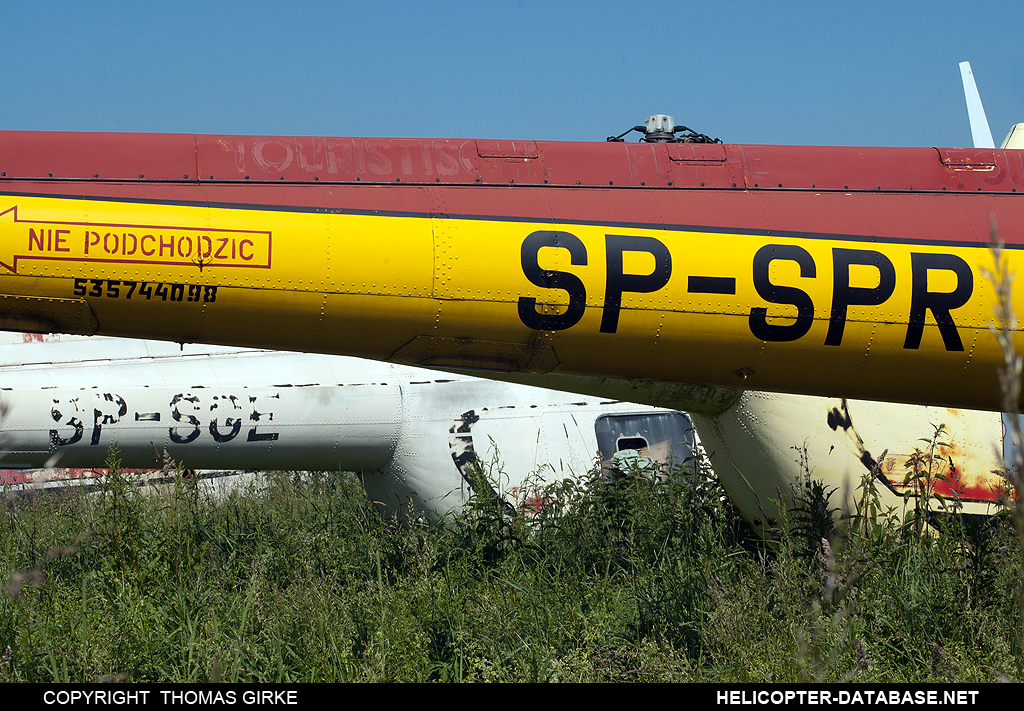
[607,114,721,143]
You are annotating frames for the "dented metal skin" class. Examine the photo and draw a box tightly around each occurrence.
[0,336,1007,525]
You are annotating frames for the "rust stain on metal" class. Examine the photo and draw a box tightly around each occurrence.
[889,435,1001,503]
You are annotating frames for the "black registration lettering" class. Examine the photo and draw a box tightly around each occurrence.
[749,244,816,342]
[210,418,242,443]
[49,399,84,447]
[903,253,973,351]
[91,393,127,446]
[825,248,896,346]
[600,234,672,334]
[210,395,243,443]
[247,394,280,442]
[168,393,201,444]
[517,230,588,331]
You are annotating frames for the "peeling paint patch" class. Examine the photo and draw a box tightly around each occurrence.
[447,409,514,513]
[826,398,897,494]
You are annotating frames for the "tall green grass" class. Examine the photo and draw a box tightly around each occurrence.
[1,445,1020,682]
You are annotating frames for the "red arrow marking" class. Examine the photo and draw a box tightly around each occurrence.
[0,205,273,274]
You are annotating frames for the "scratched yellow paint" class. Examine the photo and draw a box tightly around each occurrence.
[0,196,1021,411]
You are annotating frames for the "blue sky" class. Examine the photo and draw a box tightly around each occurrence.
[1,1,1022,147]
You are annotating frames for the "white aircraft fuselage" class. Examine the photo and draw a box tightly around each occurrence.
[0,336,1008,526]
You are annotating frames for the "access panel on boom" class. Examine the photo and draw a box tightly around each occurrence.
[0,128,1022,412]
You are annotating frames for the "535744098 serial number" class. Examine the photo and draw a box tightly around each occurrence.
[73,279,218,303]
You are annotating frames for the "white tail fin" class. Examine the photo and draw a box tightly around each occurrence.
[1001,123,1024,149]
[959,61,996,148]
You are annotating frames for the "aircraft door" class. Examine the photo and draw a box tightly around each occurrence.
[594,411,695,478]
